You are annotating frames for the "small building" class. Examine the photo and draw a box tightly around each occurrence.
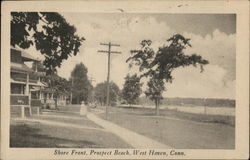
[40,88,68,109]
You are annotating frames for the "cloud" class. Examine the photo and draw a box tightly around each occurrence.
[58,14,174,88]
[24,13,236,99]
[164,65,235,99]
[183,29,236,81]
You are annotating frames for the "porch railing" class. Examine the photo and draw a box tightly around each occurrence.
[10,94,29,105]
[31,99,42,107]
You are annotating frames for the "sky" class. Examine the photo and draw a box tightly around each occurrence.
[26,13,236,99]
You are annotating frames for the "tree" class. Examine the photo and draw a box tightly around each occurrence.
[127,34,209,115]
[94,81,120,106]
[70,63,92,104]
[94,82,106,106]
[11,12,85,74]
[32,61,46,72]
[122,74,142,106]
[30,59,70,108]
[52,75,70,108]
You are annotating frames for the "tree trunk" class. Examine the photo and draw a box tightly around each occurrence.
[54,98,58,110]
[155,98,159,116]
[77,96,80,104]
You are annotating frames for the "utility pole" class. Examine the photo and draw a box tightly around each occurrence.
[70,77,73,105]
[98,42,121,119]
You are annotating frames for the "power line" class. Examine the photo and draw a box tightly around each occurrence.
[98,42,121,119]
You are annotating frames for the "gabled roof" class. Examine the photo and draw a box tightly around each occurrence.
[11,46,40,62]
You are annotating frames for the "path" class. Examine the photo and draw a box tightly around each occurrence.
[87,113,171,148]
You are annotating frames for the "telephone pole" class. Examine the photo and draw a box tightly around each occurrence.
[70,77,73,105]
[98,42,121,119]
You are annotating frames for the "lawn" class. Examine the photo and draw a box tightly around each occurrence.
[31,112,102,128]
[108,106,235,126]
[10,118,131,148]
[96,106,235,149]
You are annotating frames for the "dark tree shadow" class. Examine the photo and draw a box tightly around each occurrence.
[10,123,103,148]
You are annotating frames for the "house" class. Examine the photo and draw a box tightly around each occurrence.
[10,47,50,117]
[10,47,69,117]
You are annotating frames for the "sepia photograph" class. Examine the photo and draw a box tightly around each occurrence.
[1,0,249,159]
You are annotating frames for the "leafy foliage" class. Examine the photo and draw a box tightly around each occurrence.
[127,34,209,115]
[11,12,85,74]
[70,63,93,104]
[50,75,71,97]
[94,81,120,106]
[122,74,142,105]
[144,78,164,101]
[31,61,46,72]
[43,73,70,108]
[32,61,70,107]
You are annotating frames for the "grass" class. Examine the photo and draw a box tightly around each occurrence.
[32,113,102,128]
[10,119,131,148]
[57,105,81,112]
[96,106,235,149]
[109,106,235,126]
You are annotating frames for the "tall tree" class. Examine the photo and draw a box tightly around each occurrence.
[70,63,92,104]
[11,12,85,74]
[94,81,120,106]
[122,74,142,106]
[127,34,209,115]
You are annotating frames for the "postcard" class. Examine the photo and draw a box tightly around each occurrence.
[1,0,249,159]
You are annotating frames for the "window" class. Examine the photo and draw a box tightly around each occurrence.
[11,49,22,63]
[11,83,24,94]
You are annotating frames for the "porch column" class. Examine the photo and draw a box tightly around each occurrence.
[25,73,29,95]
[39,87,42,100]
[26,73,32,115]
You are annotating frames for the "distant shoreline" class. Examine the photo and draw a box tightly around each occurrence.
[138,97,235,108]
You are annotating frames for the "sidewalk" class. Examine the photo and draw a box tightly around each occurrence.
[87,113,172,149]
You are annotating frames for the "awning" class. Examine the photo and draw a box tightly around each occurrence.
[30,86,41,91]
[29,81,46,87]
[22,50,40,62]
[37,81,47,87]
[11,78,47,87]
[11,62,33,73]
[11,78,26,84]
